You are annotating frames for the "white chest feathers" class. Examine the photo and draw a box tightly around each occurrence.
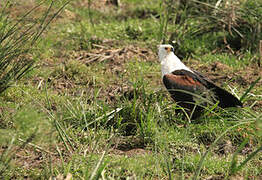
[160,53,192,77]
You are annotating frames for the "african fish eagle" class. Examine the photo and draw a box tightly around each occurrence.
[158,44,242,119]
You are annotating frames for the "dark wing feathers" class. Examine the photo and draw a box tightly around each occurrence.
[163,69,243,108]
[192,70,243,108]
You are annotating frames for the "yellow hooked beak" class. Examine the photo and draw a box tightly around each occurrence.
[164,47,174,53]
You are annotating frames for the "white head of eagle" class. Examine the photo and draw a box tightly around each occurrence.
[157,44,243,119]
[158,44,192,78]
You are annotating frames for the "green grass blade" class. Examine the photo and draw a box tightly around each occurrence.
[31,1,70,45]
[234,145,262,174]
[240,77,261,102]
[229,138,248,175]
[89,150,107,180]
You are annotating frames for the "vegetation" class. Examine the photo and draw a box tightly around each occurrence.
[0,0,262,179]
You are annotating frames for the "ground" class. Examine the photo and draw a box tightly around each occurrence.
[0,0,262,179]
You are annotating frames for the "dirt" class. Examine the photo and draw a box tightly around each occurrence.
[67,43,156,101]
[74,43,155,65]
[110,136,152,157]
[0,135,150,174]
[110,148,151,157]
[0,144,59,171]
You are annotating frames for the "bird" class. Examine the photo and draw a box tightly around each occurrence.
[158,44,243,119]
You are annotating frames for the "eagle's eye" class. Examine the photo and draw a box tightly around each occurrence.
[164,47,168,50]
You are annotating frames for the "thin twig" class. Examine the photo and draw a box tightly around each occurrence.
[18,138,56,155]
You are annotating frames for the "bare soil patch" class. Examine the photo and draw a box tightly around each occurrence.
[110,136,152,157]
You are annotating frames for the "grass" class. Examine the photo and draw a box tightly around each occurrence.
[0,0,262,179]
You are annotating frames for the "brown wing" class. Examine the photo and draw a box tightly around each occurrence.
[163,73,204,92]
[163,71,208,106]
